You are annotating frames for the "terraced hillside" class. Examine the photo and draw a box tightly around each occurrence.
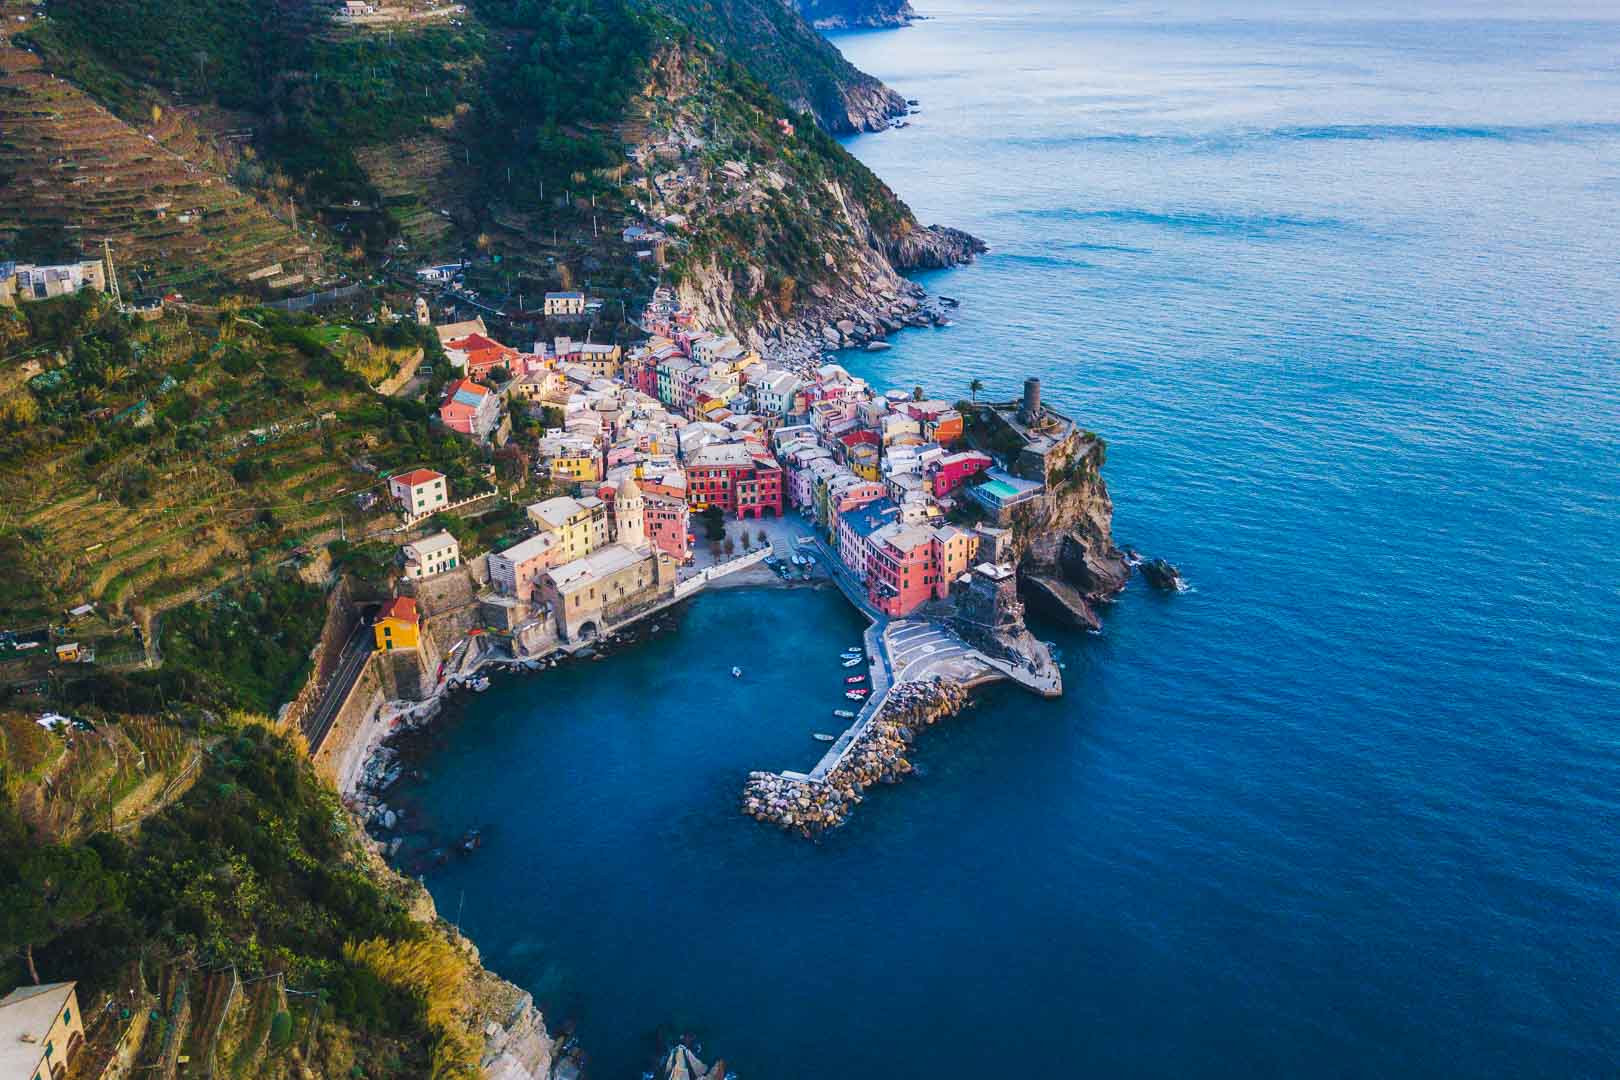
[0,16,324,297]
[0,295,487,630]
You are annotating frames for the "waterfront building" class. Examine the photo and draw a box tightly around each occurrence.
[388,468,448,520]
[837,498,899,581]
[929,450,994,497]
[643,493,692,562]
[965,467,1046,523]
[374,596,422,650]
[866,522,939,616]
[402,531,461,579]
[0,981,84,1079]
[539,543,677,642]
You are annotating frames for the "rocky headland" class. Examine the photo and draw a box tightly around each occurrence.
[796,0,919,30]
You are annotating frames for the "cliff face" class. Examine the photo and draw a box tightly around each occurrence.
[1016,441,1132,631]
[652,0,908,132]
[795,0,918,29]
[629,44,983,350]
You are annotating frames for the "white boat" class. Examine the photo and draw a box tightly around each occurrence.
[812,733,836,742]
[833,709,857,720]
[731,666,743,678]
[842,658,862,668]
[469,676,491,692]
[845,689,869,701]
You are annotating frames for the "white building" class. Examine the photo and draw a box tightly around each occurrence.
[402,531,461,579]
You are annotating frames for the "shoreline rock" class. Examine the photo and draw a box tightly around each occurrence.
[741,677,970,838]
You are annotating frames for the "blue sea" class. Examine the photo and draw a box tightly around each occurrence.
[394,4,1620,1076]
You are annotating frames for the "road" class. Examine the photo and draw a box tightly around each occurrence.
[304,627,373,753]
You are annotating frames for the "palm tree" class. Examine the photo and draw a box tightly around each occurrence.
[969,378,985,403]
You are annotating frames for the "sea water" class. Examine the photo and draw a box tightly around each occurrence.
[392,4,1620,1075]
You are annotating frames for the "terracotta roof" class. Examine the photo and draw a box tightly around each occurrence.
[394,468,444,487]
[446,332,506,351]
[379,596,419,624]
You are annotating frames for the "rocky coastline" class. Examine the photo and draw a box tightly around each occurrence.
[796,0,918,31]
[742,677,971,838]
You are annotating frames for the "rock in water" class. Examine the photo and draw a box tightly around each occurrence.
[1019,573,1101,631]
[1141,558,1184,591]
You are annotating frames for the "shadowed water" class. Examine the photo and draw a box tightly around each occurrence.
[392,4,1620,1076]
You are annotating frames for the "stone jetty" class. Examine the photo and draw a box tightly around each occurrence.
[742,677,971,837]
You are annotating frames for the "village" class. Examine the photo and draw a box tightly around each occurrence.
[299,275,1110,842]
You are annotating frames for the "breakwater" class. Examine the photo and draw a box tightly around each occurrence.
[742,676,971,837]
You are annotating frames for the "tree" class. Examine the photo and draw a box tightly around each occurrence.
[740,532,751,550]
[0,845,123,984]
[723,537,735,556]
[757,528,767,544]
[969,378,985,403]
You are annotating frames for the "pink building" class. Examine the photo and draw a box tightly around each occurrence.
[644,494,692,562]
[867,523,938,617]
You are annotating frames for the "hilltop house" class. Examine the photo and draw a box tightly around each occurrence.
[0,981,83,1080]
[402,531,461,579]
[488,533,561,602]
[388,469,448,520]
[374,596,421,650]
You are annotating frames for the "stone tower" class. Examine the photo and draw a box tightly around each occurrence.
[615,475,647,550]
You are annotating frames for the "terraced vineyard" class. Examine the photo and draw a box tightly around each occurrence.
[0,14,326,298]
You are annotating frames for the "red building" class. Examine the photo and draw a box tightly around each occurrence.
[866,523,938,617]
[929,450,994,498]
[685,443,784,519]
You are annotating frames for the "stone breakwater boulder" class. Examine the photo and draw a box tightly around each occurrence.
[741,678,971,838]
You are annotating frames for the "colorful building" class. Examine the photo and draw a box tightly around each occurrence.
[643,493,692,562]
[866,523,938,617]
[527,495,608,563]
[374,596,421,650]
[929,450,994,497]
[439,379,500,441]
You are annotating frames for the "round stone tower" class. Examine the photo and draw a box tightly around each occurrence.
[615,475,647,550]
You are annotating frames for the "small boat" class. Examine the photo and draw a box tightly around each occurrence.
[812,733,836,742]
[845,675,867,685]
[939,296,960,307]
[469,676,491,692]
[840,649,862,659]
[731,666,743,678]
[833,709,857,720]
[845,689,869,701]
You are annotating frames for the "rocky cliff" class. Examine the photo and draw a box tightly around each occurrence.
[1016,441,1133,631]
[629,44,983,351]
[795,0,918,29]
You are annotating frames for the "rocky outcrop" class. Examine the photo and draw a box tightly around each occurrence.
[661,1043,728,1080]
[834,77,911,133]
[742,678,970,837]
[796,0,918,29]
[1017,441,1132,615]
[1020,573,1102,632]
[1140,558,1185,591]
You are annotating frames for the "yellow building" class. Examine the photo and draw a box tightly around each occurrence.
[374,596,422,651]
[527,495,608,563]
[550,454,599,484]
[0,981,85,1080]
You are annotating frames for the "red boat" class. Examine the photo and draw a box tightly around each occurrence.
[845,675,866,684]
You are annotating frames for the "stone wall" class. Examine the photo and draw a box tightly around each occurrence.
[312,648,427,792]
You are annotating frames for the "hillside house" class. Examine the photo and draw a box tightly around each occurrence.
[0,981,84,1080]
[402,531,461,579]
[1,260,106,306]
[543,291,587,317]
[389,469,448,519]
[438,379,500,441]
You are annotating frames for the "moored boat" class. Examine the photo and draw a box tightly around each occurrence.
[731,666,743,678]
[845,675,866,684]
[842,658,862,668]
[845,689,869,701]
[833,709,857,719]
[812,733,836,742]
